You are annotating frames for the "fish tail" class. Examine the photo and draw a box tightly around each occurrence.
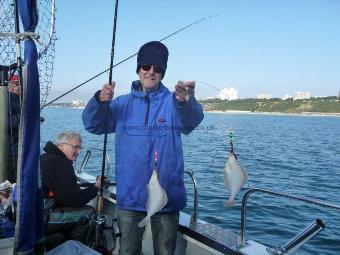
[224,197,236,207]
[138,216,150,228]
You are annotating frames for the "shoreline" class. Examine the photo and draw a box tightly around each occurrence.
[46,106,340,117]
[205,110,340,117]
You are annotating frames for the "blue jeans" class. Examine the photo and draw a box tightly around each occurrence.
[117,209,179,255]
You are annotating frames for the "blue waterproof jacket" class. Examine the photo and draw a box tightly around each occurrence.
[82,81,204,212]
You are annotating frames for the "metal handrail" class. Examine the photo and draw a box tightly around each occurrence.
[184,171,198,229]
[240,188,340,247]
[77,150,91,173]
[77,145,110,177]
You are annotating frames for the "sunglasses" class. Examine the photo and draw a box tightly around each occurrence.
[140,64,164,74]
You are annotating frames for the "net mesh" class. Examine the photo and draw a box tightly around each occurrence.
[0,0,57,107]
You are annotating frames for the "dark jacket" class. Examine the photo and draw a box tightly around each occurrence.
[8,92,20,155]
[82,81,204,212]
[41,141,98,208]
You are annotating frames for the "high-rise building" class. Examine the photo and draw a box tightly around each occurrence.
[218,87,238,100]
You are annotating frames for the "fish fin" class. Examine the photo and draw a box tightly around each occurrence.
[224,197,236,207]
[223,167,228,187]
[142,222,151,240]
[138,216,150,228]
[145,183,150,210]
[160,188,168,209]
[240,166,248,185]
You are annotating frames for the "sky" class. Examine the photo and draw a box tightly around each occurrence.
[48,0,340,103]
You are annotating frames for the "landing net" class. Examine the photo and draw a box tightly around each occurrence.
[0,0,57,107]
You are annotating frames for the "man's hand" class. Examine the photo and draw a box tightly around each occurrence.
[99,82,115,102]
[175,81,195,103]
[95,175,103,189]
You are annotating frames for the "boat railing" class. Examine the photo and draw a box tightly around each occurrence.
[78,150,91,173]
[184,171,198,229]
[76,146,111,177]
[240,188,340,249]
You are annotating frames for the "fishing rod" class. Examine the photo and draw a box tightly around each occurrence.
[41,15,217,109]
[98,0,119,215]
[89,0,119,250]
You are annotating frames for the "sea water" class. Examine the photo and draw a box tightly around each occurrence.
[41,107,340,255]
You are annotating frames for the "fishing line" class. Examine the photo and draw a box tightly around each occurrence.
[228,128,234,153]
[195,80,229,100]
[41,15,217,109]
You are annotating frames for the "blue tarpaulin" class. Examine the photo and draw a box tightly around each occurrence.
[14,0,44,254]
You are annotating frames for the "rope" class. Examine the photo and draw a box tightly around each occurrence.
[0,32,42,45]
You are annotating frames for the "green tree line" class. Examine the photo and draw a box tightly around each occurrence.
[200,97,340,114]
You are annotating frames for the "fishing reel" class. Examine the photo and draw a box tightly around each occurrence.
[103,178,115,189]
[87,213,121,254]
[95,176,115,190]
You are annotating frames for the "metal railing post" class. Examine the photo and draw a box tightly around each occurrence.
[184,171,198,228]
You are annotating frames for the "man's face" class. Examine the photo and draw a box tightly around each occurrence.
[8,83,19,94]
[58,138,81,162]
[138,65,163,92]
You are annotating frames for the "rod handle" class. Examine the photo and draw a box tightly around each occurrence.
[97,195,104,213]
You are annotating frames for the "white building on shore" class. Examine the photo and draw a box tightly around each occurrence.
[293,91,311,100]
[257,93,272,100]
[218,87,238,100]
[71,100,85,107]
[282,94,292,100]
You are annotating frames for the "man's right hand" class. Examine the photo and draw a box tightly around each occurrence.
[99,83,115,102]
[95,175,103,189]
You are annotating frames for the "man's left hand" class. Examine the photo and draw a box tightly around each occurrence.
[175,81,195,103]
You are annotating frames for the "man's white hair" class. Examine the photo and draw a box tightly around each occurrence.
[55,131,82,146]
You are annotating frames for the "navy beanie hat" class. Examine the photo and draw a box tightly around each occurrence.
[136,41,169,76]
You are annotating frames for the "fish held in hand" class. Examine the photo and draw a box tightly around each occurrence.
[138,170,168,228]
[224,152,248,207]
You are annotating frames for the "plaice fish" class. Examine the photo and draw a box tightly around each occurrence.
[138,152,168,228]
[224,151,248,207]
[138,170,168,227]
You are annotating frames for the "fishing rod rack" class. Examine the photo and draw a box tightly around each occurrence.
[239,188,340,253]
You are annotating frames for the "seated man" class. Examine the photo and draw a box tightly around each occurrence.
[41,131,101,244]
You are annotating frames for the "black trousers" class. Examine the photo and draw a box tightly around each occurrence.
[6,154,17,183]
[46,205,95,244]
